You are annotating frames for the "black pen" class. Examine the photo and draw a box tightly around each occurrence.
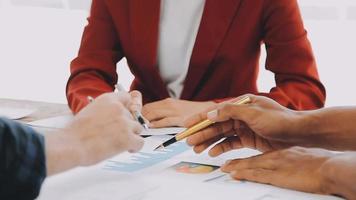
[115,84,149,130]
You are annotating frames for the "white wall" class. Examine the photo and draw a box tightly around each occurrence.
[250,0,356,107]
[0,0,355,107]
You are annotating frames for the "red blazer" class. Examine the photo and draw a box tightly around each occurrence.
[67,0,326,114]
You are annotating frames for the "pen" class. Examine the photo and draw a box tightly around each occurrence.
[154,96,252,150]
[115,84,149,130]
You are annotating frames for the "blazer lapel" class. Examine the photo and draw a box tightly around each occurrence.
[129,0,169,98]
[181,0,243,100]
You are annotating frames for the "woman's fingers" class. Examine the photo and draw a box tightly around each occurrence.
[142,100,175,121]
[149,117,182,128]
[143,108,175,122]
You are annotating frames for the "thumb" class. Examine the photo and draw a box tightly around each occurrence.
[102,92,131,107]
[127,134,145,153]
[129,90,143,112]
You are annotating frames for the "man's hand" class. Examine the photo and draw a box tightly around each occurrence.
[221,147,356,200]
[46,92,144,175]
[186,95,302,156]
[221,147,334,195]
[142,98,216,128]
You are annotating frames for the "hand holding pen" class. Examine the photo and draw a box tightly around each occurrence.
[125,89,149,130]
[87,84,149,130]
[115,84,149,130]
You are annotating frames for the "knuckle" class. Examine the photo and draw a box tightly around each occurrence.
[198,112,206,122]
[201,128,213,141]
[213,124,223,135]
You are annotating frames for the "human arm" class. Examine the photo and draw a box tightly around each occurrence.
[260,0,325,110]
[0,93,144,199]
[66,0,123,113]
[186,94,356,156]
[221,147,356,200]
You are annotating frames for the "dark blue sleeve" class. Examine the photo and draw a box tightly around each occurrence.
[0,117,46,200]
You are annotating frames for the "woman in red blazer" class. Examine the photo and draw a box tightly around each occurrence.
[67,0,326,128]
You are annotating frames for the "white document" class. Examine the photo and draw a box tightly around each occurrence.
[26,115,184,135]
[38,168,343,200]
[0,107,36,120]
[141,127,185,136]
[37,136,343,200]
[27,115,74,129]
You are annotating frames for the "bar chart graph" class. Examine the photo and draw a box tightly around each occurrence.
[103,138,190,173]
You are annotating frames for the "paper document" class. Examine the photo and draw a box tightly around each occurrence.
[141,127,185,136]
[26,115,184,135]
[27,115,74,129]
[37,134,343,200]
[104,135,190,173]
[0,106,36,120]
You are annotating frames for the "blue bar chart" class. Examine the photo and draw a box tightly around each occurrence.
[103,141,190,173]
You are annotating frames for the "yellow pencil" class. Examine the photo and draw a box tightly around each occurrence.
[154,96,252,150]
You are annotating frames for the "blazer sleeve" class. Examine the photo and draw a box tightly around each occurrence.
[259,0,326,110]
[66,0,123,114]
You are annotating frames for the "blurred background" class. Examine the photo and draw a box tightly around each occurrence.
[0,0,355,107]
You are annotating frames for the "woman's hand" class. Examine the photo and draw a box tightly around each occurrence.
[221,147,356,200]
[142,98,216,128]
[185,95,301,156]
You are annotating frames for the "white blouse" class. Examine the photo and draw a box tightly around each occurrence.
[157,0,206,98]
